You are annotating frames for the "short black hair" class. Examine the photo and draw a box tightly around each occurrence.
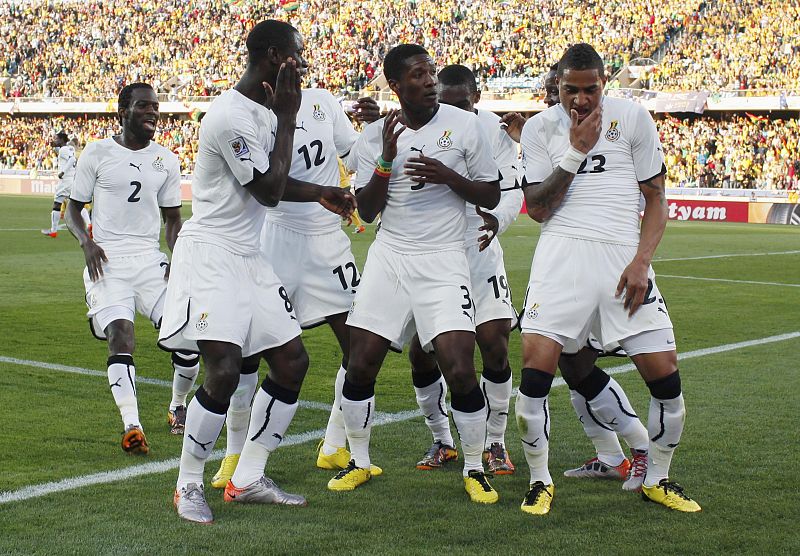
[246,20,299,64]
[549,62,559,73]
[383,44,429,81]
[437,64,477,94]
[55,131,68,142]
[118,83,154,112]
[557,44,604,78]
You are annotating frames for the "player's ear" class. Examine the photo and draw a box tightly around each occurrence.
[387,79,400,96]
[473,90,481,105]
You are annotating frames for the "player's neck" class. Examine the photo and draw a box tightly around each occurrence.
[400,103,439,131]
[114,131,149,151]
[235,71,274,108]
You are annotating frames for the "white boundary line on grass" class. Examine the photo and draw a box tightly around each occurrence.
[1,330,799,505]
[653,250,800,263]
[657,274,800,288]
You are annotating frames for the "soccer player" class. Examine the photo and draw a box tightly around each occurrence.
[43,131,89,237]
[159,20,352,524]
[409,64,522,475]
[516,43,700,514]
[64,82,200,454]
[327,44,502,504]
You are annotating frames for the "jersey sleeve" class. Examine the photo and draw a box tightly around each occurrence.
[630,104,666,182]
[486,126,522,234]
[215,108,272,186]
[519,117,554,185]
[58,146,75,174]
[352,121,382,191]
[463,115,500,183]
[330,95,360,159]
[157,152,183,208]
[70,144,96,203]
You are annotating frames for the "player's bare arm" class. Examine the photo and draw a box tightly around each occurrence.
[404,155,500,208]
[351,97,381,124]
[615,173,667,316]
[500,112,525,143]
[356,109,406,222]
[282,177,356,219]
[65,199,107,281]
[476,206,499,251]
[161,206,182,279]
[245,59,302,207]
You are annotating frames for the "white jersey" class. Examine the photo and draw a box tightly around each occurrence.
[71,137,181,257]
[58,145,77,181]
[465,109,522,245]
[353,103,499,254]
[520,96,664,246]
[265,89,359,235]
[180,89,277,256]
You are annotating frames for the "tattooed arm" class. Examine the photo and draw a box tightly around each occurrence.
[522,168,575,222]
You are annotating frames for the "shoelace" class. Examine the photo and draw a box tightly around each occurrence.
[628,453,647,478]
[333,461,358,479]
[184,485,206,504]
[489,444,507,460]
[469,472,494,492]
[524,482,551,504]
[661,481,691,500]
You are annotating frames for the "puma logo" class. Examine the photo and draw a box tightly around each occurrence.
[521,438,539,448]
[110,378,122,388]
[129,163,141,171]
[239,154,253,163]
[296,122,307,132]
[658,307,668,315]
[607,418,618,426]
[410,145,425,154]
[187,434,212,452]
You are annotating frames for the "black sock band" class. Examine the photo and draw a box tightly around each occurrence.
[450,384,485,413]
[646,371,682,400]
[241,361,260,375]
[261,376,299,405]
[573,366,611,401]
[481,365,512,384]
[342,377,375,401]
[412,366,442,388]
[195,385,229,415]
[108,354,133,367]
[172,351,200,367]
[519,368,554,398]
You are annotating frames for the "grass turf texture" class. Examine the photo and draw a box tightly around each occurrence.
[1,196,798,555]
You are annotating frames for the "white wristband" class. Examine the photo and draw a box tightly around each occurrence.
[558,146,586,174]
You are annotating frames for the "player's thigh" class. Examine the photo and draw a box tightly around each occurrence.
[84,259,137,341]
[128,251,169,325]
[621,329,678,382]
[467,242,516,327]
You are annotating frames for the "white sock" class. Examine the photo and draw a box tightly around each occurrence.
[225,370,259,455]
[177,391,227,488]
[50,210,60,233]
[481,374,512,448]
[80,207,91,228]
[322,366,347,454]
[587,376,649,452]
[451,405,487,476]
[644,394,685,487]
[170,352,200,410]
[569,389,626,466]
[414,375,455,447]
[107,354,140,429]
[230,383,298,487]
[341,394,374,468]
[515,392,552,485]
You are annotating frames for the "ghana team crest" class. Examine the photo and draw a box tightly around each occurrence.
[525,303,540,320]
[312,104,326,121]
[605,120,620,142]
[152,156,167,173]
[437,130,453,149]
[196,312,209,332]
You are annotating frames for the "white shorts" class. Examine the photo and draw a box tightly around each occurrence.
[520,235,673,353]
[347,241,475,351]
[466,241,517,327]
[83,250,168,340]
[158,237,302,357]
[261,220,358,328]
[54,179,72,204]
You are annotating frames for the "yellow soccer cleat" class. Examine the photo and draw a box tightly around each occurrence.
[520,481,554,515]
[463,470,499,504]
[327,460,371,491]
[211,454,240,489]
[642,479,701,512]
[316,441,383,475]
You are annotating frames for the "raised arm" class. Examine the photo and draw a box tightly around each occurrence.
[356,110,405,222]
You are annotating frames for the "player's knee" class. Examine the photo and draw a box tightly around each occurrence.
[408,341,435,374]
[106,325,135,354]
[477,341,508,372]
[445,363,478,396]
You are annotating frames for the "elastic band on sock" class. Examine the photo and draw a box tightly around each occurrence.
[519,368,554,398]
[194,385,229,415]
[646,371,682,400]
[412,366,442,388]
[342,377,375,401]
[261,376,299,405]
[172,351,199,366]
[450,384,485,413]
[573,366,612,401]
[481,365,511,384]
[108,354,133,366]
[241,361,260,375]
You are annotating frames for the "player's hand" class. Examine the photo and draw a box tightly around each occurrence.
[381,109,406,162]
[265,58,301,123]
[319,186,357,219]
[615,259,649,317]
[82,240,108,282]
[500,112,525,143]
[351,97,380,124]
[476,206,499,251]
[163,262,171,281]
[404,155,456,185]
[569,105,603,154]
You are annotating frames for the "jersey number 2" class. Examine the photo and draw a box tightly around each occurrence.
[128,181,142,203]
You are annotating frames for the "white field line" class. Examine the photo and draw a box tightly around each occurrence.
[658,275,800,288]
[653,250,800,263]
[2,330,799,504]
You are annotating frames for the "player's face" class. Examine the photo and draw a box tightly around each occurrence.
[544,71,559,107]
[51,135,65,149]
[279,32,309,80]
[122,88,160,141]
[437,83,479,113]
[558,68,606,121]
[392,55,438,110]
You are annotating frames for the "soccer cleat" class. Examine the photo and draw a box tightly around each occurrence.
[623,449,648,492]
[174,483,213,524]
[563,456,631,480]
[40,229,57,238]
[520,481,555,515]
[315,441,383,475]
[416,441,459,470]
[224,476,307,506]
[353,225,365,234]
[642,479,701,512]
[211,454,240,489]
[463,470,499,504]
[167,405,187,435]
[485,443,515,475]
[121,425,149,455]
[327,460,371,491]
